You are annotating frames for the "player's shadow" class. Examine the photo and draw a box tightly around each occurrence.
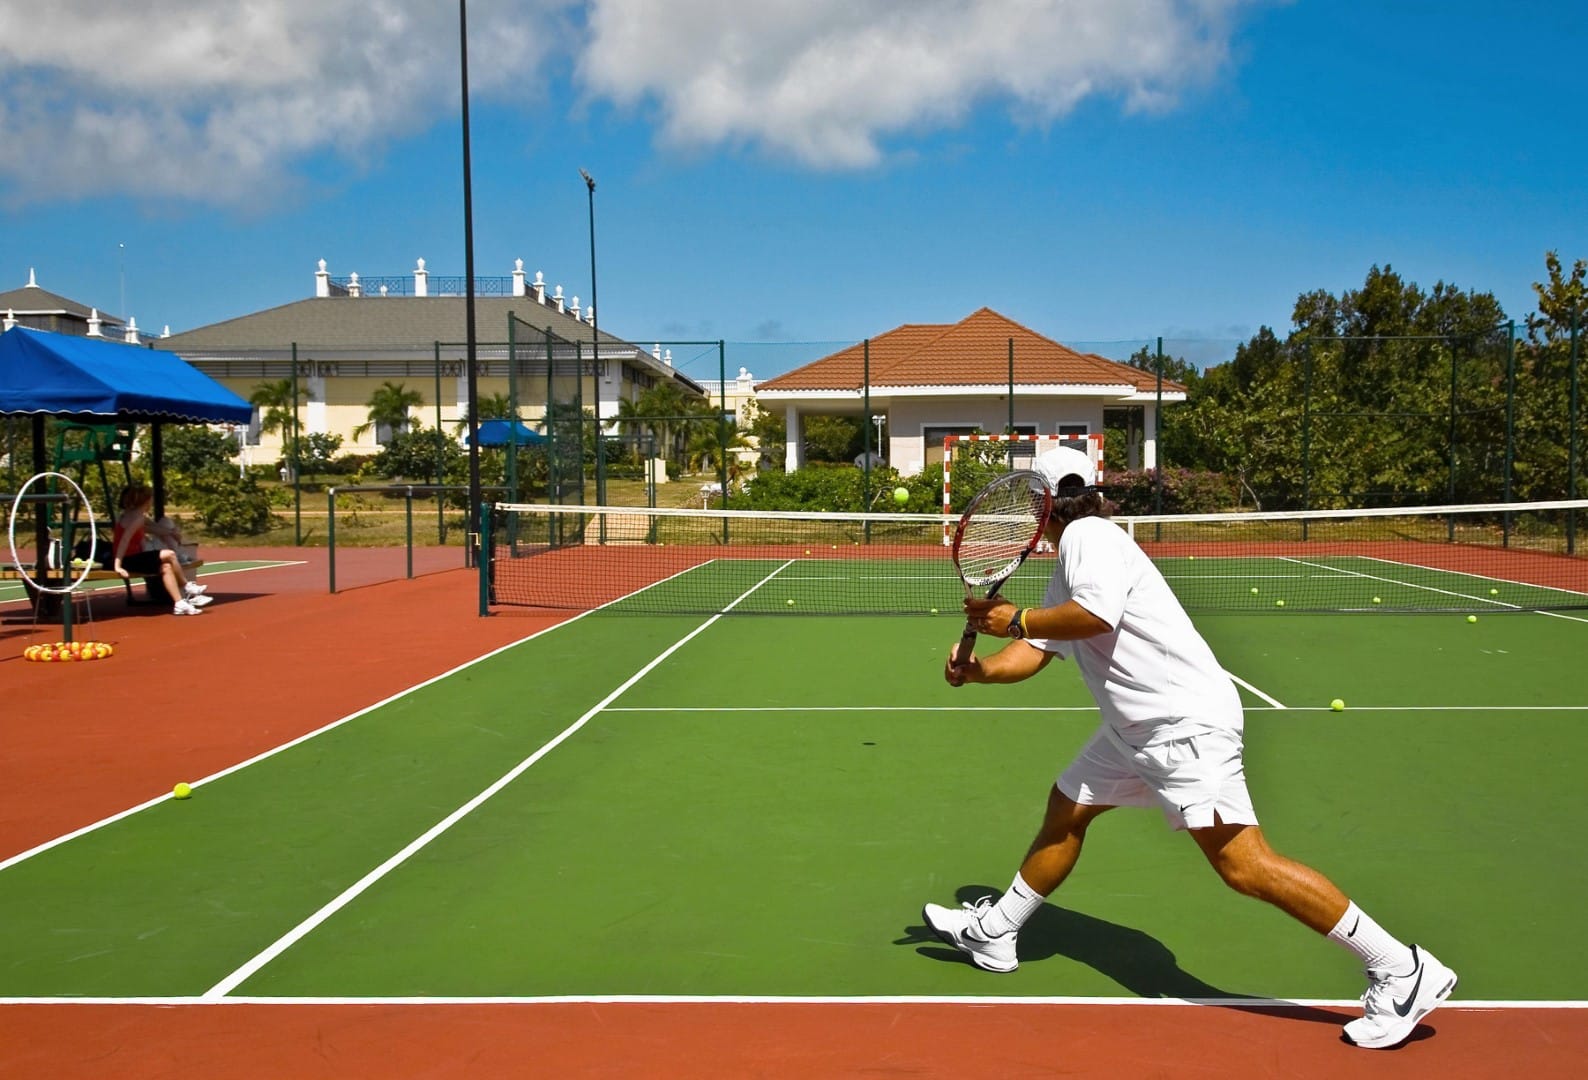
[901,884,1346,1028]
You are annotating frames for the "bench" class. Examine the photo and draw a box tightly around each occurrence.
[2,560,205,605]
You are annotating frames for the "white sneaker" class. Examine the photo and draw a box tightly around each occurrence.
[922,896,1019,972]
[187,593,213,607]
[184,582,207,597]
[1343,945,1458,1049]
[173,599,203,616]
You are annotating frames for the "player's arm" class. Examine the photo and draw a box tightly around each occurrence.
[945,638,1051,687]
[967,598,1113,640]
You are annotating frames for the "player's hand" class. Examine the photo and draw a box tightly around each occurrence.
[114,566,130,579]
[945,649,982,687]
[963,597,1018,637]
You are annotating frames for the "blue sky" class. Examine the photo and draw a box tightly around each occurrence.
[1,1,1582,380]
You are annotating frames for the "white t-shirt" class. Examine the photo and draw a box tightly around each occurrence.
[1025,515,1242,745]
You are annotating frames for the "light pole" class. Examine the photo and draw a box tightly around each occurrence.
[580,167,605,506]
[460,0,483,603]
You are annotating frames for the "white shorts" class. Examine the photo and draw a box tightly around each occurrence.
[1057,724,1258,832]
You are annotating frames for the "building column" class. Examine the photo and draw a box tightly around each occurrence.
[784,404,802,472]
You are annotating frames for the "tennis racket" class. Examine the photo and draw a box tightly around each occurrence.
[949,470,1053,667]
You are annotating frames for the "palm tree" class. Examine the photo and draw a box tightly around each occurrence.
[686,414,753,479]
[249,378,305,444]
[355,381,425,442]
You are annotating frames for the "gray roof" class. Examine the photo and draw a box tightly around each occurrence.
[161,294,627,352]
[0,284,101,319]
[159,294,704,394]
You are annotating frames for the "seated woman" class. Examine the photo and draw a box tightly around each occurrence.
[112,485,211,616]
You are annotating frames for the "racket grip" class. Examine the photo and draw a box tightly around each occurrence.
[951,624,978,667]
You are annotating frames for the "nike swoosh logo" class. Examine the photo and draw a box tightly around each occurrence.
[1393,961,1425,1016]
[1347,915,1360,937]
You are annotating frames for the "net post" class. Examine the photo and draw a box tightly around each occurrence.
[862,338,872,542]
[327,486,337,594]
[291,342,302,544]
[434,340,446,544]
[718,338,729,533]
[405,486,414,579]
[1007,336,1015,443]
[1154,337,1164,541]
[1504,320,1516,546]
[1448,337,1459,542]
[1570,306,1580,554]
[478,500,491,616]
[508,313,520,502]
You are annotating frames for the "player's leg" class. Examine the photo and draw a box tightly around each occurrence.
[160,549,210,605]
[1169,729,1457,1050]
[923,728,1138,972]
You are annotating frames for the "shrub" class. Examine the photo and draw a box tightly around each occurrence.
[192,472,278,537]
[1105,468,1243,515]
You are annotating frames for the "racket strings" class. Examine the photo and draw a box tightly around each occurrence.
[954,483,1045,587]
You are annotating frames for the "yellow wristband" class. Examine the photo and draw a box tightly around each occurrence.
[1018,608,1031,637]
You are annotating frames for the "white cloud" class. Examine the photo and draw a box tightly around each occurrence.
[0,0,1263,206]
[578,0,1263,166]
[0,0,573,206]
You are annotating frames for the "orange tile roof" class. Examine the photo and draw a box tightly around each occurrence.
[757,307,1184,394]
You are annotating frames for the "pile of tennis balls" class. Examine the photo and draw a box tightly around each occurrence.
[24,641,114,662]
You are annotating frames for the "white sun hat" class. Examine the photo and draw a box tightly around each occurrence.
[1031,446,1098,493]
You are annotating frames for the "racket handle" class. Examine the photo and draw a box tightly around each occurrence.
[952,624,978,667]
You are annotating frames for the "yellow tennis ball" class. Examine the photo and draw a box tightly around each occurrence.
[1466,614,1478,623]
[1489,588,1499,596]
[1187,554,1195,561]
[1274,599,1286,608]
[786,598,795,606]
[893,486,909,505]
[1330,699,1345,712]
[1372,596,1382,604]
[1250,587,1259,595]
[930,607,939,615]
[172,783,192,800]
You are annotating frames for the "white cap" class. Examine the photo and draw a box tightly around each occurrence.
[1032,446,1097,493]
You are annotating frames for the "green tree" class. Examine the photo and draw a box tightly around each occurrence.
[744,398,786,469]
[248,378,305,446]
[1514,251,1588,501]
[355,381,425,441]
[802,415,863,463]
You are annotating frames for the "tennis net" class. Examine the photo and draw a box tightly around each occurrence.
[486,499,1588,616]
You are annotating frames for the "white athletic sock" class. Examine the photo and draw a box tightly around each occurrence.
[979,873,1045,937]
[1327,901,1415,974]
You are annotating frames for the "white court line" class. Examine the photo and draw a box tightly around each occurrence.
[1280,555,1588,625]
[0,993,1580,1008]
[0,559,726,876]
[0,559,304,608]
[603,704,1588,713]
[0,616,588,875]
[1225,671,1286,709]
[202,559,799,999]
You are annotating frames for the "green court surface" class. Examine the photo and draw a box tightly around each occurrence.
[1,597,1584,1004]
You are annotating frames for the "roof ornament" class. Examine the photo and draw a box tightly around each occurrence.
[414,257,429,297]
[87,308,102,336]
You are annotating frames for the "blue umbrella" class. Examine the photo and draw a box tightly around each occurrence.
[468,419,545,446]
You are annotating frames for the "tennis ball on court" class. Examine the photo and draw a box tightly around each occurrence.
[804,549,811,555]
[1489,588,1499,596]
[1274,599,1286,608]
[1372,596,1382,604]
[786,598,795,606]
[1467,614,1478,623]
[172,783,192,800]
[1330,699,1345,712]
[930,608,939,615]
[1250,587,1259,595]
[1188,555,1195,561]
[893,486,910,505]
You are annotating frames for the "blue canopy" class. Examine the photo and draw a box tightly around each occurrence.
[468,419,545,447]
[0,325,253,424]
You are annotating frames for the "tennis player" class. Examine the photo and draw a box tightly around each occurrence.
[925,446,1456,1050]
